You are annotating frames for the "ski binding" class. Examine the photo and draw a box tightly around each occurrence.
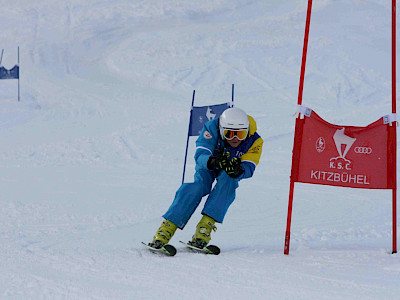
[179,241,220,255]
[141,242,177,256]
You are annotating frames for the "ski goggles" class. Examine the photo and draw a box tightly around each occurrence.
[223,129,248,141]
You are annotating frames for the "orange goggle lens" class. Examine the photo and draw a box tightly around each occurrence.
[223,129,247,141]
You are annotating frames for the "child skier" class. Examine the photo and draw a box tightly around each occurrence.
[149,107,263,249]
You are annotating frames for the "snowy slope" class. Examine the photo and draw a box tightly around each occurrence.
[0,0,399,299]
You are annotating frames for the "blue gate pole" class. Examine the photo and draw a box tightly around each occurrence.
[231,83,234,107]
[18,46,20,102]
[182,90,196,184]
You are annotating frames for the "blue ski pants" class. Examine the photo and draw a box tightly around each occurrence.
[163,169,239,229]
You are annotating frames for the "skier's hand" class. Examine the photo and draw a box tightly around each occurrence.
[225,157,244,178]
[207,152,230,170]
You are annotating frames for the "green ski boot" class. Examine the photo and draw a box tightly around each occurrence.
[150,219,178,249]
[190,215,217,249]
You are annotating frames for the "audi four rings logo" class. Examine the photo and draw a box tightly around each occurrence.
[354,147,372,154]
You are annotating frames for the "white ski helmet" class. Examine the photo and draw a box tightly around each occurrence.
[219,107,249,140]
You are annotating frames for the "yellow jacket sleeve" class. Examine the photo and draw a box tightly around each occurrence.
[240,136,263,166]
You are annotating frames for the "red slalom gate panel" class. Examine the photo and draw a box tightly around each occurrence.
[291,110,396,190]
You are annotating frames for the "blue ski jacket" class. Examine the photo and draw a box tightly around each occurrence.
[194,115,263,180]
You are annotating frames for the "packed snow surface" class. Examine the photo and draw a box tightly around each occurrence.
[0,0,399,299]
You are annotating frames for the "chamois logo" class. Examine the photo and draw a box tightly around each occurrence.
[330,128,356,170]
[206,107,216,121]
[333,128,356,159]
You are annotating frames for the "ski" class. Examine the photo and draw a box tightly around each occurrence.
[141,242,177,256]
[179,241,220,255]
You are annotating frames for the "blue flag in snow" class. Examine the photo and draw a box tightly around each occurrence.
[188,103,231,136]
[0,65,19,79]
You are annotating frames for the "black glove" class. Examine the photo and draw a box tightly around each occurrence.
[207,152,230,170]
[224,157,244,178]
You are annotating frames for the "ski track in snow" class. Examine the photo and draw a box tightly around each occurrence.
[0,0,399,299]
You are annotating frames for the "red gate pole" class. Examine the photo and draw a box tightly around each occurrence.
[392,0,397,254]
[284,0,313,255]
[284,181,295,255]
[297,0,313,107]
